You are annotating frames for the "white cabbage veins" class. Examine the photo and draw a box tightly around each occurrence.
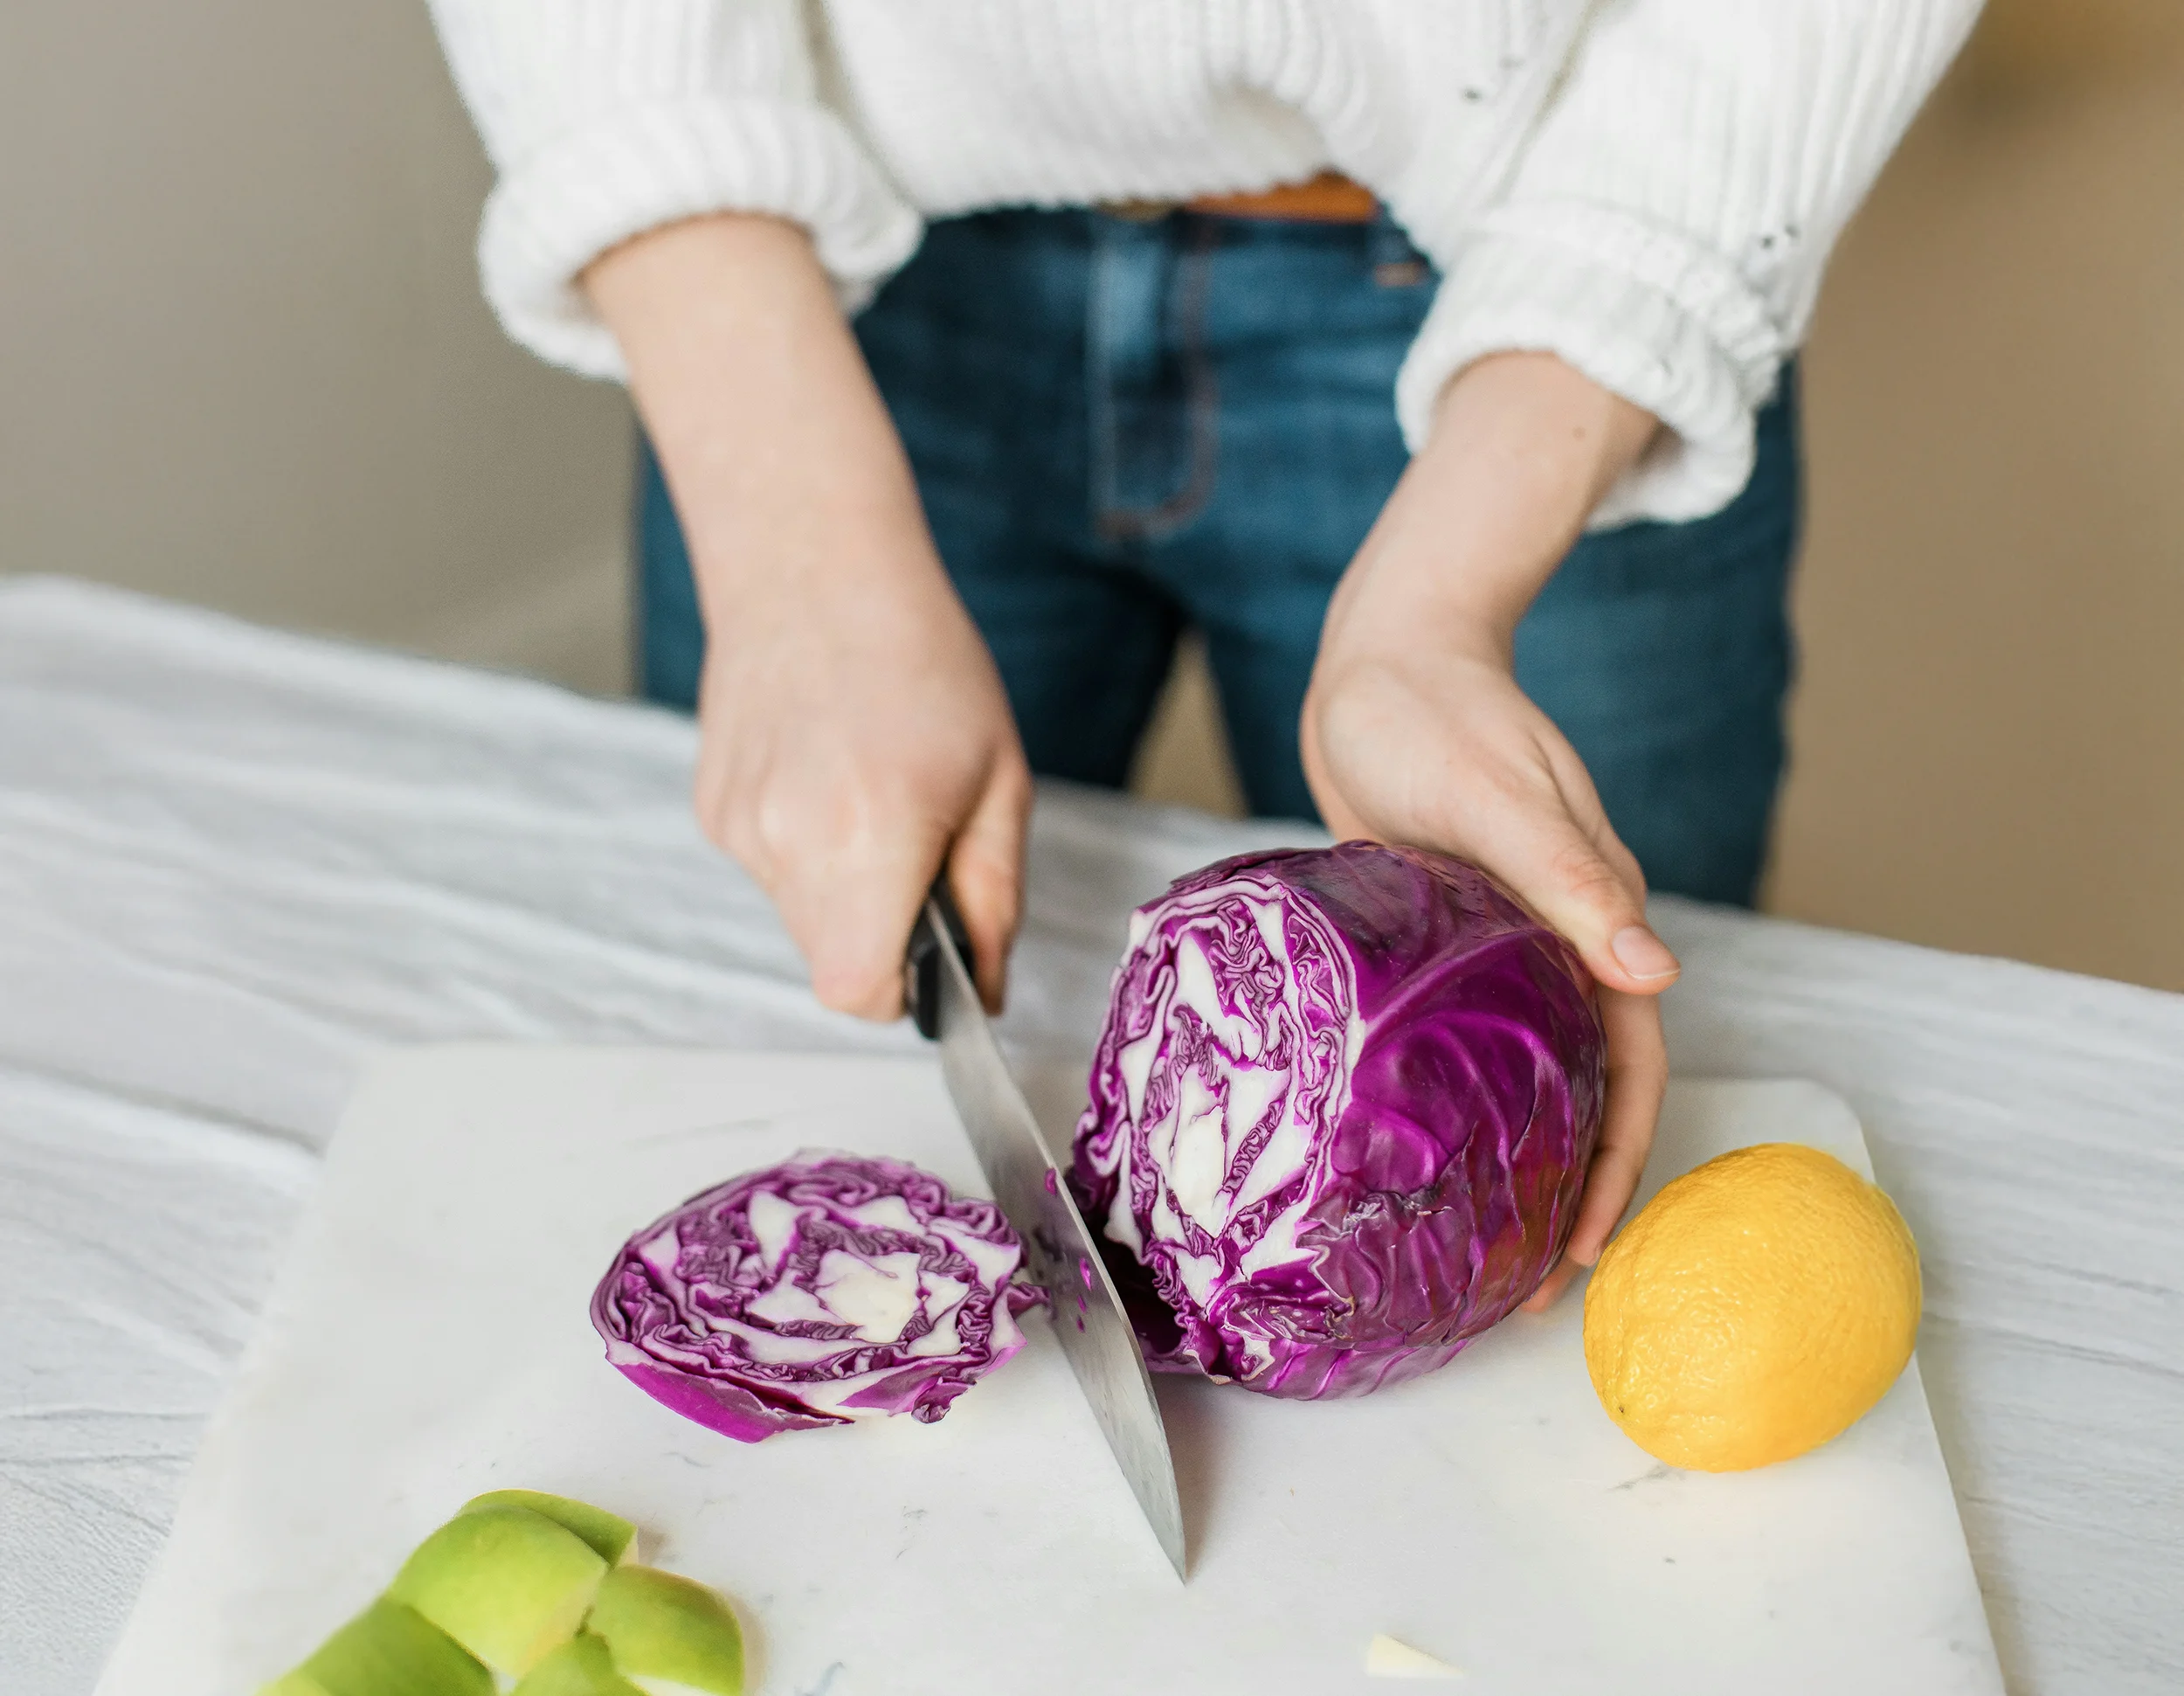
[1087,878,1360,1350]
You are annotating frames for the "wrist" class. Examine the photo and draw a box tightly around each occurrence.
[1425,352,1658,509]
[1326,353,1656,654]
[699,520,955,654]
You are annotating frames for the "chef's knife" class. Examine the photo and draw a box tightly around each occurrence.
[906,890,1187,1581]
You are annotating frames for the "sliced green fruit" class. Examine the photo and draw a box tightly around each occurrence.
[460,1490,639,1566]
[510,1632,646,1696]
[586,1565,745,1696]
[255,1597,493,1696]
[386,1504,608,1677]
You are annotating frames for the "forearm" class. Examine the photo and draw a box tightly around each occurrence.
[582,213,935,626]
[1327,352,1658,654]
[582,214,1026,1018]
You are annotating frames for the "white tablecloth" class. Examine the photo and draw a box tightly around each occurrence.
[2,578,2177,1694]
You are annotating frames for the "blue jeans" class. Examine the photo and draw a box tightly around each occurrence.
[639,209,1799,906]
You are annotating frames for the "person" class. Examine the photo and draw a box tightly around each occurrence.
[429,0,1980,1305]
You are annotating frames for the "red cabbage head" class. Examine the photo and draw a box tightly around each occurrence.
[1070,842,1605,1399]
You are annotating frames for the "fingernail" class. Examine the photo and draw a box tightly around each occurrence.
[1610,925,1680,981]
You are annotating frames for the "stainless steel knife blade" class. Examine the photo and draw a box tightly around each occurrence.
[908,896,1187,1580]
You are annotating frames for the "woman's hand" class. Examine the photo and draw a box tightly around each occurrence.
[1303,352,1673,1308]
[691,537,1027,1021]
[589,214,1029,1018]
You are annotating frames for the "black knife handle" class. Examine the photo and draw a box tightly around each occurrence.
[905,877,972,1042]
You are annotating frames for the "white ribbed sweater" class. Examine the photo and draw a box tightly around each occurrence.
[430,0,1980,525]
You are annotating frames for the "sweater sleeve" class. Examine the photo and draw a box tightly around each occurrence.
[427,0,921,378]
[1393,0,1982,528]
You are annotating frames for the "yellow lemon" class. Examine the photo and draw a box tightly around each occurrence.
[1582,1142,1921,1472]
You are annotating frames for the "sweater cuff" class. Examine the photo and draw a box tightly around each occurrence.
[478,98,923,379]
[1395,208,1788,529]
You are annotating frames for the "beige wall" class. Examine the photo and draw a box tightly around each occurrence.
[5,4,2178,989]
[0,3,635,692]
[1771,12,2184,992]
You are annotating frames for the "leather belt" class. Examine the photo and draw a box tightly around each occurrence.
[1104,170,1379,225]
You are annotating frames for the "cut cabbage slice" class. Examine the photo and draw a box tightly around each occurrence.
[592,1152,1043,1443]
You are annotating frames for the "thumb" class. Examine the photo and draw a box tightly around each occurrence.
[1482,809,1678,999]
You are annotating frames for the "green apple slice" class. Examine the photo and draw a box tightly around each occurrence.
[510,1632,646,1696]
[386,1504,607,1676]
[585,1565,745,1696]
[459,1490,639,1566]
[256,1597,492,1696]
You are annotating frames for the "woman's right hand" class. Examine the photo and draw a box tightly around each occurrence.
[692,536,1029,1020]
[587,212,1030,1020]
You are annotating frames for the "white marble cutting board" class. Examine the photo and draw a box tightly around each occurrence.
[95,1049,2002,1696]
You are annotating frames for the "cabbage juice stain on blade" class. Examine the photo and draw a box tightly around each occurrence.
[907,893,1189,1581]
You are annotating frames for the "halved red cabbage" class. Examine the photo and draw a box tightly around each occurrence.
[1071,842,1605,1399]
[592,1153,1044,1443]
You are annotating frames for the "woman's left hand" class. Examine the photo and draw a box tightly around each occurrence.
[1302,352,1671,1309]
